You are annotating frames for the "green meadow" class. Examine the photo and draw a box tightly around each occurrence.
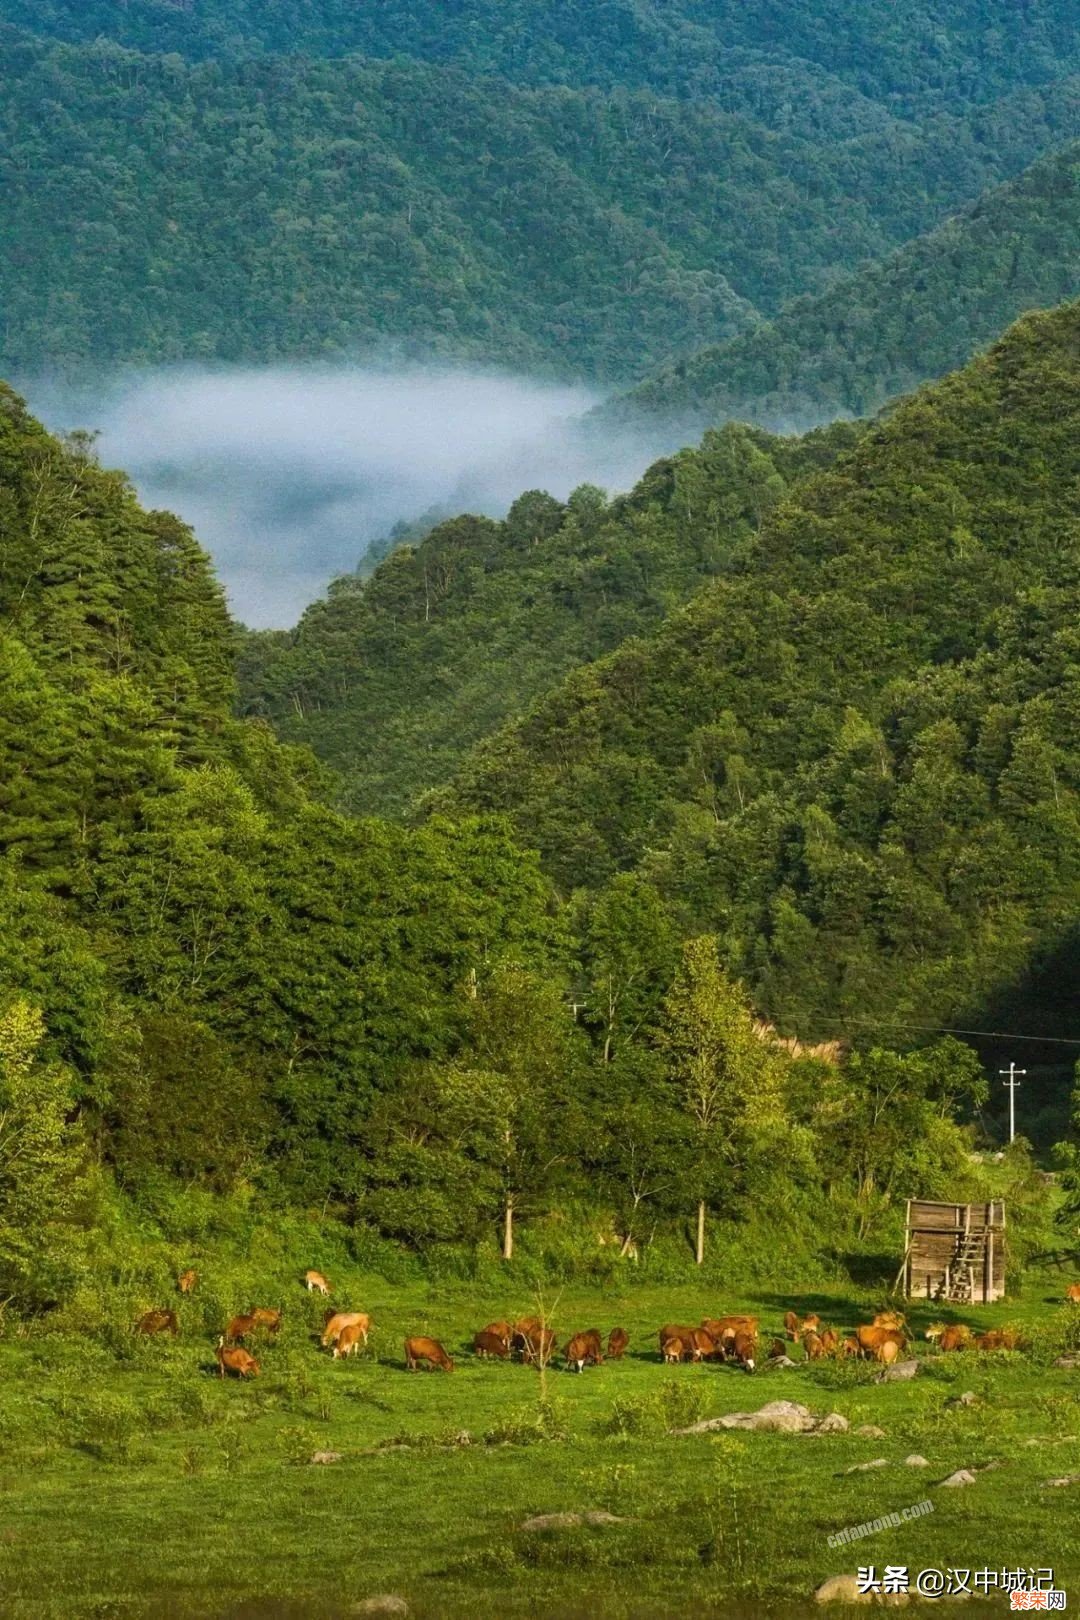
[4,1267,1080,1620]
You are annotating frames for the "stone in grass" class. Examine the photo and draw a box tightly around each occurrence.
[938,1469,977,1488]
[520,1511,626,1532]
[350,1598,409,1617]
[945,1391,978,1408]
[1054,1354,1080,1369]
[814,1573,909,1605]
[814,1413,851,1435]
[875,1360,919,1383]
[682,1400,816,1434]
[1045,1474,1080,1487]
[855,1424,887,1438]
[845,1458,889,1474]
[904,1455,930,1468]
[310,1450,343,1465]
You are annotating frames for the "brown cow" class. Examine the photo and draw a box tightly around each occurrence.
[926,1322,971,1353]
[304,1269,331,1296]
[840,1335,861,1358]
[661,1336,685,1365]
[975,1328,1024,1351]
[332,1322,366,1360]
[855,1323,906,1360]
[480,1320,512,1348]
[251,1307,282,1333]
[136,1308,178,1337]
[876,1336,901,1366]
[802,1330,825,1360]
[659,1323,696,1359]
[473,1329,510,1359]
[685,1327,718,1362]
[519,1326,557,1365]
[216,1337,260,1379]
[783,1309,799,1341]
[820,1327,838,1354]
[225,1312,257,1344]
[874,1310,906,1330]
[731,1330,757,1372]
[799,1314,821,1335]
[177,1269,197,1295]
[1066,1284,1080,1304]
[768,1337,787,1359]
[607,1327,629,1359]
[405,1335,454,1372]
[321,1311,370,1349]
[565,1329,604,1373]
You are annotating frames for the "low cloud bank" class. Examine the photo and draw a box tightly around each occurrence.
[27,365,661,627]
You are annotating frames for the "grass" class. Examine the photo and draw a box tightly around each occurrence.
[2,1269,1080,1618]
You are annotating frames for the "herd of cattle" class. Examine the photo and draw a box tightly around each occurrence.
[127,1266,1073,1380]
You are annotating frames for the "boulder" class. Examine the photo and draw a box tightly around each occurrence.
[904,1455,930,1467]
[875,1360,919,1383]
[520,1510,625,1532]
[674,1400,816,1434]
[855,1424,887,1438]
[1054,1354,1080,1369]
[945,1391,978,1408]
[310,1450,343,1465]
[814,1573,909,1606]
[815,1413,850,1434]
[351,1599,408,1617]
[1045,1474,1080,1487]
[938,1469,977,1488]
[845,1458,889,1473]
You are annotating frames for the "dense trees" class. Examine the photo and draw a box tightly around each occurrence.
[606,143,1080,435]
[4,22,1080,378]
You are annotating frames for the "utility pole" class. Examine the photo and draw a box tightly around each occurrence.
[998,1062,1026,1144]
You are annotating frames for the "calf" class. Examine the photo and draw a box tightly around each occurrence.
[783,1309,799,1341]
[659,1323,696,1360]
[473,1329,510,1359]
[405,1335,454,1372]
[304,1269,331,1296]
[480,1320,512,1348]
[564,1329,604,1373]
[840,1335,861,1358]
[799,1314,821,1335]
[136,1308,178,1337]
[321,1311,370,1349]
[685,1327,718,1362]
[1066,1284,1080,1304]
[251,1307,282,1333]
[731,1330,757,1372]
[802,1330,825,1361]
[520,1326,557,1365]
[225,1312,257,1344]
[975,1328,1023,1351]
[177,1269,197,1295]
[216,1337,260,1379]
[661,1336,685,1365]
[926,1322,971,1353]
[607,1327,629,1360]
[332,1322,366,1359]
[819,1327,838,1354]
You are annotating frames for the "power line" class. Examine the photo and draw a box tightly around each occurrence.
[795,1015,1080,1048]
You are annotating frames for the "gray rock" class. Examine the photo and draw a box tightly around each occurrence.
[876,1359,919,1383]
[945,1390,978,1408]
[814,1573,910,1606]
[351,1599,408,1617]
[674,1399,816,1435]
[856,1424,887,1438]
[1054,1354,1080,1369]
[904,1454,930,1467]
[520,1510,626,1532]
[845,1457,889,1473]
[310,1450,343,1465]
[815,1412,850,1434]
[1045,1474,1080,1487]
[939,1469,977,1488]
[768,1354,797,1368]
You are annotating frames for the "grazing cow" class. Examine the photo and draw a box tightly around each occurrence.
[768,1337,787,1359]
[332,1323,366,1360]
[975,1328,1023,1352]
[136,1308,178,1337]
[520,1326,557,1365]
[783,1310,799,1341]
[177,1269,197,1295]
[685,1327,718,1363]
[1066,1284,1080,1304]
[876,1335,901,1366]
[926,1322,971,1353]
[607,1327,629,1360]
[802,1330,825,1360]
[701,1316,757,1360]
[840,1335,861,1358]
[661,1336,685,1365]
[304,1270,331,1295]
[321,1311,370,1349]
[820,1327,838,1354]
[480,1320,512,1348]
[855,1323,906,1359]
[659,1324,696,1360]
[216,1337,260,1379]
[731,1330,757,1372]
[251,1307,282,1333]
[799,1314,821,1336]
[873,1310,906,1330]
[405,1336,454,1372]
[565,1329,604,1373]
[473,1329,510,1359]
[225,1312,258,1344]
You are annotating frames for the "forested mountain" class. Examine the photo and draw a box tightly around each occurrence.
[237,421,860,816]
[5,0,1080,116]
[437,305,1080,1046]
[5,24,1080,378]
[604,142,1080,434]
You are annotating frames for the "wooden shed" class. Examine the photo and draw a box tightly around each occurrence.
[898,1199,1006,1303]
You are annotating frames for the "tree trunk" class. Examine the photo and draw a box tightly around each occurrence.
[695,1199,706,1266]
[502,1196,514,1261]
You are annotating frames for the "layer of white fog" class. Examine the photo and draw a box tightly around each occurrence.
[26,366,661,628]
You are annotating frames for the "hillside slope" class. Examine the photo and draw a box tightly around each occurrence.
[440,305,1080,1037]
[237,422,861,817]
[603,143,1080,434]
[4,29,1080,377]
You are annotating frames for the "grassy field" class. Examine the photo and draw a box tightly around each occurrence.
[2,1267,1080,1619]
